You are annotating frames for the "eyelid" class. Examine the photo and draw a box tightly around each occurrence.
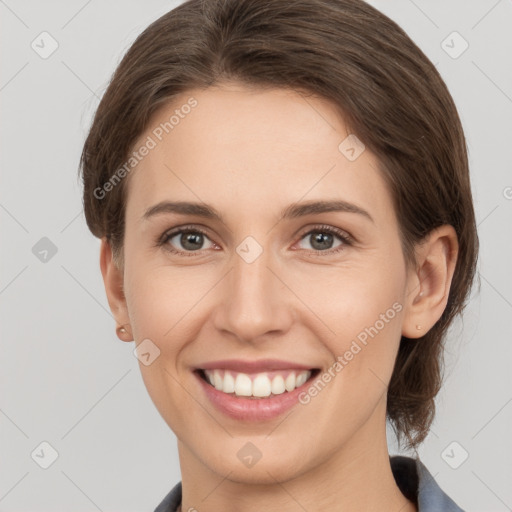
[295,224,354,245]
[158,223,212,245]
[158,224,218,255]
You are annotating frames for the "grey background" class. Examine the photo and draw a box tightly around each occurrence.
[0,0,511,510]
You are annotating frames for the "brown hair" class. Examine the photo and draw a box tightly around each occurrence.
[79,0,479,449]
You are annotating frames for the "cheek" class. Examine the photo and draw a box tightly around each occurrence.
[287,256,405,344]
[293,258,406,405]
[336,282,404,359]
[295,276,404,449]
[122,263,205,431]
[124,258,206,341]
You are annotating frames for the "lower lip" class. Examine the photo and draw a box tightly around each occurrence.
[194,370,317,421]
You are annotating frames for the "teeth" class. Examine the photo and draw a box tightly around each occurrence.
[271,375,285,395]
[284,373,296,392]
[252,374,272,397]
[234,373,252,396]
[213,370,223,390]
[296,371,308,387]
[203,369,312,397]
[223,371,235,393]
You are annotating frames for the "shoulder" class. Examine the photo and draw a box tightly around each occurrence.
[154,481,182,512]
[390,455,465,512]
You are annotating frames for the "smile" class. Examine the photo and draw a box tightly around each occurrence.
[199,368,316,398]
[194,365,321,421]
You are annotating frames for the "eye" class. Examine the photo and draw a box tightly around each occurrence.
[157,224,353,257]
[294,224,353,255]
[159,225,217,256]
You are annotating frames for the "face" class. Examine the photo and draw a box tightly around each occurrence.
[107,83,415,482]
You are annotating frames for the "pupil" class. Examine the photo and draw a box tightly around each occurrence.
[311,232,332,250]
[182,232,203,251]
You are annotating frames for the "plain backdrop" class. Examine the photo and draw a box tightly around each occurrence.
[1,1,511,511]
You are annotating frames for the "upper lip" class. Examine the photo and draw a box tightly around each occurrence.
[196,359,317,373]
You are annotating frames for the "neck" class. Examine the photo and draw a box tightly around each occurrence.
[176,405,416,512]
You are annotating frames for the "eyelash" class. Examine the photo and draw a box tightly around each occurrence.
[157,224,354,257]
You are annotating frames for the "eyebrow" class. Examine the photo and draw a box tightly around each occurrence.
[141,199,374,224]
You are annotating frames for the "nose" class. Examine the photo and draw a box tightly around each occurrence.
[212,243,294,344]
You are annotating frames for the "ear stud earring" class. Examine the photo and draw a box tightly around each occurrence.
[416,325,422,330]
[117,326,127,335]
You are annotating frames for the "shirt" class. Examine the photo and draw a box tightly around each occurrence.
[154,455,464,512]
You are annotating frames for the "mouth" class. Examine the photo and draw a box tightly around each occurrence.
[192,359,323,421]
[195,368,321,399]
[194,367,321,421]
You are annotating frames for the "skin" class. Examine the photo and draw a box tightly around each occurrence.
[100,82,458,512]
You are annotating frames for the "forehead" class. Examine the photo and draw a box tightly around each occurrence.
[124,84,392,225]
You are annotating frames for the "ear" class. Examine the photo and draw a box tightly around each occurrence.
[99,238,132,342]
[402,225,459,338]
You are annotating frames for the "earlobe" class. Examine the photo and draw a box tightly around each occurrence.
[402,225,458,339]
[99,238,132,342]
[116,324,133,341]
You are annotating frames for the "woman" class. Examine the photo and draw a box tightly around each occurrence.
[79,0,478,510]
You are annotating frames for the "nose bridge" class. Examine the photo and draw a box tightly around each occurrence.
[214,236,292,342]
[233,239,272,299]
